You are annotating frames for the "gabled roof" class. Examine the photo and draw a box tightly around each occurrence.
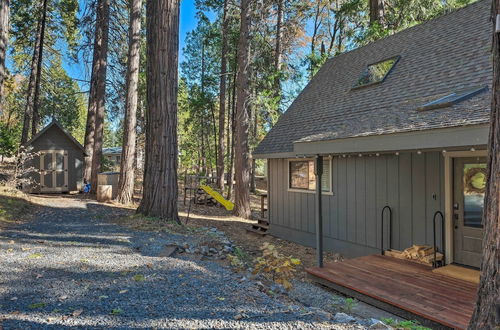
[254,0,492,156]
[26,119,85,152]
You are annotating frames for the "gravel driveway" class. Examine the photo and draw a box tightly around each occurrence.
[0,196,360,329]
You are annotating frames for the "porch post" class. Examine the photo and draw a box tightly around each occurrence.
[315,155,324,267]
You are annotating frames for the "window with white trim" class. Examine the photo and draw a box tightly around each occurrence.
[288,158,331,192]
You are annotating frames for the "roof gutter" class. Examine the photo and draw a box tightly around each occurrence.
[293,124,489,155]
[252,151,297,159]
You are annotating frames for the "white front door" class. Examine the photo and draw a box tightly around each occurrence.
[40,150,69,193]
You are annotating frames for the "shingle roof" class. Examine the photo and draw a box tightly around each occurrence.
[26,119,85,152]
[254,0,492,156]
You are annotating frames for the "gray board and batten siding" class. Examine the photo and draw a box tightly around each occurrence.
[26,122,85,193]
[268,151,445,258]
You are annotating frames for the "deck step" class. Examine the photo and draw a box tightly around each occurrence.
[254,217,269,224]
[252,222,269,230]
[246,227,267,236]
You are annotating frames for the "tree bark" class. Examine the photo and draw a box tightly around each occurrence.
[116,0,142,205]
[137,0,180,222]
[84,0,110,189]
[273,0,283,95]
[369,0,384,26]
[217,0,229,191]
[31,0,48,136]
[233,0,252,219]
[250,98,257,193]
[21,4,45,145]
[468,4,500,328]
[0,0,9,113]
[226,67,236,200]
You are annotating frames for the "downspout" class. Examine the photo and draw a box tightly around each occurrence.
[315,155,323,267]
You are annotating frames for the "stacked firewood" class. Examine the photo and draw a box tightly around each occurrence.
[384,245,443,265]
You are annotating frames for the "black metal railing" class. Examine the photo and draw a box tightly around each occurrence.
[381,206,393,255]
[433,211,445,268]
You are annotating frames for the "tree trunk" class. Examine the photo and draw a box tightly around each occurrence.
[233,0,252,219]
[217,0,228,191]
[211,103,218,177]
[273,0,283,95]
[369,0,383,26]
[31,0,49,136]
[116,0,142,205]
[250,100,257,193]
[226,68,237,201]
[0,0,9,113]
[84,0,110,190]
[137,0,179,222]
[20,7,44,145]
[468,4,500,328]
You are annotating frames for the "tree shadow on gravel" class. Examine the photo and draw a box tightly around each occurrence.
[0,195,325,329]
[0,197,188,258]
[0,263,307,329]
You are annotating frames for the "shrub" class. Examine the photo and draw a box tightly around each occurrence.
[253,242,301,290]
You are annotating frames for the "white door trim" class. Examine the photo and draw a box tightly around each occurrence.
[39,150,69,193]
[443,149,487,264]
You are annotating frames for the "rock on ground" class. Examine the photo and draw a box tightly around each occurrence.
[0,195,365,329]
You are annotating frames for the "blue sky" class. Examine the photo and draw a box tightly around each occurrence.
[62,0,200,90]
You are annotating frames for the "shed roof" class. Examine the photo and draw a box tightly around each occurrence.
[254,0,492,156]
[26,120,85,152]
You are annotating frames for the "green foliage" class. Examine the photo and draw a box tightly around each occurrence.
[227,246,251,271]
[381,318,431,330]
[110,308,123,315]
[28,302,47,309]
[361,0,473,43]
[253,243,301,290]
[342,298,357,313]
[0,123,18,157]
[27,253,43,259]
[103,120,123,148]
[0,62,86,145]
[10,0,80,68]
[38,58,87,141]
[132,274,145,282]
[100,156,114,173]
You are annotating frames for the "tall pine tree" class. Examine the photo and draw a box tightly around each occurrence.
[138,0,180,221]
[116,0,142,204]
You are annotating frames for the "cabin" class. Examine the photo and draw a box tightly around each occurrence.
[254,1,490,327]
[24,120,85,193]
[103,147,122,171]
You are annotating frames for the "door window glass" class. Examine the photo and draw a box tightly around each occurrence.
[43,153,53,170]
[463,163,486,228]
[55,153,64,170]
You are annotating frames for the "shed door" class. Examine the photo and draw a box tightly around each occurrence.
[453,157,486,268]
[40,151,68,193]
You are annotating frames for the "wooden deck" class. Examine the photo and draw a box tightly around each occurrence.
[306,255,478,329]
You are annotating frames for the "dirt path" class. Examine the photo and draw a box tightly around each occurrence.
[0,195,361,329]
